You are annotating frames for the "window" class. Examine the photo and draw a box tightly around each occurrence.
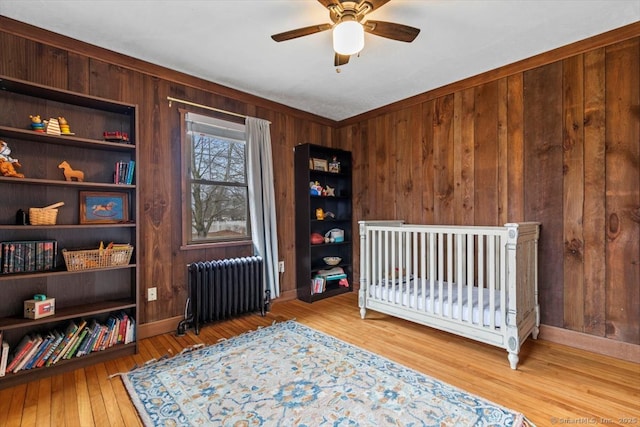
[182,111,250,245]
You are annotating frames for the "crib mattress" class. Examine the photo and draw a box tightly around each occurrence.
[368,279,504,327]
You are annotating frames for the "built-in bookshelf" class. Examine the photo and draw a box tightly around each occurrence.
[294,143,353,302]
[0,75,138,389]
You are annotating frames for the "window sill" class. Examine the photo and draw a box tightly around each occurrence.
[180,240,253,251]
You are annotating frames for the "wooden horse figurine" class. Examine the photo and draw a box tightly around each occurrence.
[58,160,85,182]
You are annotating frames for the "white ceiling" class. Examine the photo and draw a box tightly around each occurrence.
[1,1,639,121]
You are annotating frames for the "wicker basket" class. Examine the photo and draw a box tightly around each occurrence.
[29,208,58,225]
[29,201,64,225]
[62,246,133,271]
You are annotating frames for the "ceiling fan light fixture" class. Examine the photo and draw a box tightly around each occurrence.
[333,21,364,56]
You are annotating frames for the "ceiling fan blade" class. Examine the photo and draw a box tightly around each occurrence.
[271,23,332,42]
[364,20,420,42]
[334,53,350,66]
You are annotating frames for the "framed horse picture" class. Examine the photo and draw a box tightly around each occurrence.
[79,191,129,224]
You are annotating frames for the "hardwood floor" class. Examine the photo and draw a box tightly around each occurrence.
[0,292,638,426]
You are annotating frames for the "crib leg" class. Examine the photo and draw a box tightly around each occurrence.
[358,289,367,319]
[508,351,519,370]
[532,325,540,340]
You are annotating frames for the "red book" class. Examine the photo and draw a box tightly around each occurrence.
[6,335,35,373]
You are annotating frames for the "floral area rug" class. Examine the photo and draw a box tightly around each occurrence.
[122,320,529,426]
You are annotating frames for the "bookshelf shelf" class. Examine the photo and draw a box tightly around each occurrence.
[0,75,138,388]
[0,299,136,330]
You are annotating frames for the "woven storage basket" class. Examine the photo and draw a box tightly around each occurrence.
[62,246,133,271]
[29,208,58,225]
[29,201,64,225]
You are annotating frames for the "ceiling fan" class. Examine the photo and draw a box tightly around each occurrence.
[271,0,420,66]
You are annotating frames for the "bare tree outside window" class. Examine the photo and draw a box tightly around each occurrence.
[183,112,250,244]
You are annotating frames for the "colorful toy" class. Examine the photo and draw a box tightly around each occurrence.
[44,117,61,135]
[310,181,323,196]
[30,115,45,132]
[103,131,129,142]
[58,117,73,135]
[0,140,24,178]
[58,160,85,182]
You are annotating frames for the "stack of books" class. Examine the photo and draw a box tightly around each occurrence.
[317,266,347,281]
[114,160,135,185]
[0,312,135,376]
[1,240,57,274]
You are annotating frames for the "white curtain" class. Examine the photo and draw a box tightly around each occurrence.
[246,117,280,299]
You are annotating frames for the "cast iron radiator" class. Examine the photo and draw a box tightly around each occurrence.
[176,256,268,336]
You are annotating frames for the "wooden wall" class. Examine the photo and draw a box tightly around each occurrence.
[339,30,640,346]
[1,18,638,348]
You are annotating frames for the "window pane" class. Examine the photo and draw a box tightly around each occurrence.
[191,133,246,184]
[190,183,248,241]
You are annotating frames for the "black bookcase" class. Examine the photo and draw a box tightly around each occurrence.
[294,143,353,302]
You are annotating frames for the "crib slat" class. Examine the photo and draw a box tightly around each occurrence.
[478,234,484,326]
[489,235,496,329]
[467,233,474,324]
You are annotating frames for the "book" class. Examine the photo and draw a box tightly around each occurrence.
[13,334,43,373]
[54,319,87,364]
[24,241,35,272]
[37,330,63,368]
[43,241,52,270]
[6,335,34,372]
[46,321,78,367]
[12,242,23,272]
[0,340,9,377]
[35,241,45,271]
[24,333,53,370]
[125,316,136,344]
[93,325,108,352]
[78,320,99,357]
[64,326,89,359]
[1,243,11,273]
[117,312,128,344]
[8,243,16,273]
[126,160,135,184]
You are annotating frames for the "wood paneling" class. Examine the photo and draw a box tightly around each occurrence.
[604,38,640,343]
[523,62,565,327]
[562,54,586,332]
[582,48,607,337]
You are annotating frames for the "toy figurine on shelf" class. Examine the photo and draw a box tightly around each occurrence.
[328,156,341,173]
[44,117,61,135]
[58,117,73,135]
[0,140,25,178]
[58,160,85,182]
[324,185,335,197]
[309,181,323,196]
[30,115,45,132]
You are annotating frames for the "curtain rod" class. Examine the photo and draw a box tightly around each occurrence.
[167,96,248,120]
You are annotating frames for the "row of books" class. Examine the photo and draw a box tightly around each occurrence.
[0,312,135,377]
[114,160,135,185]
[1,240,57,274]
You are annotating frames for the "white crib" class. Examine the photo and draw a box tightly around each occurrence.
[358,221,540,369]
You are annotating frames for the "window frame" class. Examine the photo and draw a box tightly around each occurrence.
[179,108,251,248]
